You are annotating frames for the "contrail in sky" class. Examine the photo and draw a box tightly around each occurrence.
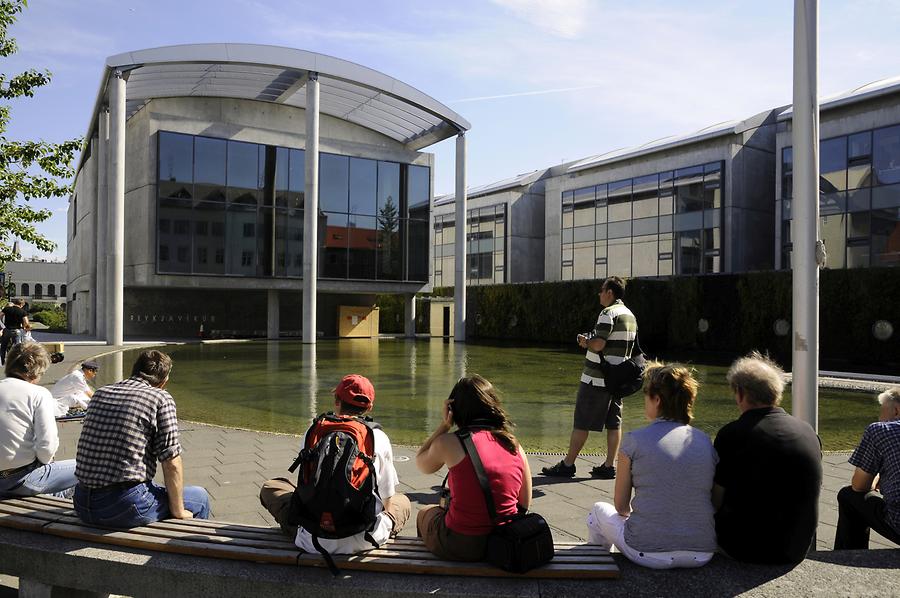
[449,83,606,103]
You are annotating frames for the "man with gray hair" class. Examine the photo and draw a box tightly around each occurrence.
[74,349,210,528]
[834,387,900,549]
[712,351,822,564]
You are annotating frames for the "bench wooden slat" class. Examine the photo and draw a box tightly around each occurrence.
[0,511,52,532]
[0,498,619,579]
[0,501,73,523]
[145,520,297,543]
[42,522,302,565]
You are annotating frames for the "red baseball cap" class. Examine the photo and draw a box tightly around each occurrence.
[333,374,375,409]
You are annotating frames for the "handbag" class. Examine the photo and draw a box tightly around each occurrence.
[599,333,647,398]
[457,430,554,573]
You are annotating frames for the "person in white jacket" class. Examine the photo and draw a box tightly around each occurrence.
[51,360,99,417]
[0,342,77,498]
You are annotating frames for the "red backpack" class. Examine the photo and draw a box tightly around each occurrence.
[287,413,381,573]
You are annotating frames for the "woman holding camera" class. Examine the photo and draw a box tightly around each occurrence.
[416,375,532,561]
[586,362,717,569]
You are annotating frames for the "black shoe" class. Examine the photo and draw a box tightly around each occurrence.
[541,460,576,478]
[591,464,616,479]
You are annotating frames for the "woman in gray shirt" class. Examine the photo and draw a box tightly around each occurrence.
[587,362,717,569]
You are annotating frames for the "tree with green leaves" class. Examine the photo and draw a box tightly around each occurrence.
[0,0,80,270]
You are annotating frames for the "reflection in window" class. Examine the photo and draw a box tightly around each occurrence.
[320,154,349,213]
[47,284,56,297]
[432,204,506,286]
[561,161,723,278]
[34,284,42,299]
[782,123,900,269]
[157,131,428,281]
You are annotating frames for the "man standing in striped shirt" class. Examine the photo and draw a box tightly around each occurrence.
[542,276,638,479]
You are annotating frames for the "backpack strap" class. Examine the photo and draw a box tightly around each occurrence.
[288,413,327,473]
[311,534,341,576]
[456,430,499,524]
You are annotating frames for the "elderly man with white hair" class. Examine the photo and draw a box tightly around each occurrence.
[834,386,900,550]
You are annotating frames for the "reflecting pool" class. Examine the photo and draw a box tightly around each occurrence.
[94,339,877,452]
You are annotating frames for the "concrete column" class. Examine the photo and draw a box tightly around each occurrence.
[96,108,109,340]
[267,289,280,339]
[404,293,416,337]
[302,73,320,344]
[791,0,820,431]
[454,133,467,342]
[107,71,126,346]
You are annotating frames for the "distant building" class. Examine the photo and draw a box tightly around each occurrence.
[2,260,67,307]
[435,76,900,285]
[67,44,470,339]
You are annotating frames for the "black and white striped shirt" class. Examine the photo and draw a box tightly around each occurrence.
[75,377,182,488]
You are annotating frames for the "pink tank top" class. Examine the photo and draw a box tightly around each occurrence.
[444,430,524,535]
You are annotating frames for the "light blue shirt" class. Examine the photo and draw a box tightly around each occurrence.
[621,419,718,552]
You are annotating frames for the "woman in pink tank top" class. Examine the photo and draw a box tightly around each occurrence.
[416,375,533,561]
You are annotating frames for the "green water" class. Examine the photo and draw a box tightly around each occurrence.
[94,339,878,452]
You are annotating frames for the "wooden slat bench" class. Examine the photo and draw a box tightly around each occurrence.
[0,495,618,596]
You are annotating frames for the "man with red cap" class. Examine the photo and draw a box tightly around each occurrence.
[259,374,410,554]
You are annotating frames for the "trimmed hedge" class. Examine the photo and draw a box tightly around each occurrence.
[30,309,67,332]
[464,268,900,372]
[375,295,429,334]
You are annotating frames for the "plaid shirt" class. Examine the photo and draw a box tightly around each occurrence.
[75,377,182,488]
[849,419,900,533]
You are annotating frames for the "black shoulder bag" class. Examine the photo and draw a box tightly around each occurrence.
[599,332,647,398]
[457,430,554,573]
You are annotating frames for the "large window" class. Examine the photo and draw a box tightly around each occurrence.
[782,124,900,269]
[157,131,430,281]
[433,203,506,287]
[561,161,723,280]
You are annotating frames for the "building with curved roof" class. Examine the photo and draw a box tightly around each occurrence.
[67,44,470,341]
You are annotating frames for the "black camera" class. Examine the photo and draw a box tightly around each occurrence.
[49,352,64,364]
[438,473,451,509]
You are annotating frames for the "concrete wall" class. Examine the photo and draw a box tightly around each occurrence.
[67,137,100,333]
[3,261,68,307]
[69,95,436,337]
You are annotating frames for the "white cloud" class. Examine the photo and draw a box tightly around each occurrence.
[490,0,592,39]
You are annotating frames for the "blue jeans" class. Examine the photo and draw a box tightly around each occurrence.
[0,459,77,499]
[74,480,211,528]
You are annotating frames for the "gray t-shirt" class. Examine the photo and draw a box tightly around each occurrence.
[621,419,717,552]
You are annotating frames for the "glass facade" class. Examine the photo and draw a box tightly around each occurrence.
[561,162,723,280]
[433,203,506,287]
[781,124,900,269]
[157,131,430,281]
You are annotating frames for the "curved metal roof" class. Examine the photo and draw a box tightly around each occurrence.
[79,43,470,170]
[434,168,549,206]
[778,74,900,120]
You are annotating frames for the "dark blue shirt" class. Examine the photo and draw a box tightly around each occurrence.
[849,419,900,533]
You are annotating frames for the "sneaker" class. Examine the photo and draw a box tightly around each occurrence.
[541,460,576,478]
[591,464,616,479]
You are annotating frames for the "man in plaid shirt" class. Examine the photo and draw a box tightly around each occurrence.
[73,350,210,527]
[834,386,900,549]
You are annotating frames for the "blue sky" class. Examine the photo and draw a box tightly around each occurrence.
[6,0,900,260]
